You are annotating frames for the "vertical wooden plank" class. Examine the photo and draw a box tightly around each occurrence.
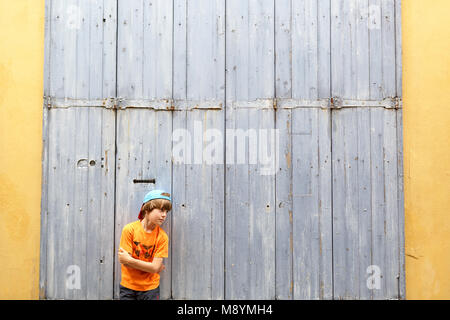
[274,107,293,300]
[59,108,72,299]
[48,0,116,99]
[383,109,400,299]
[144,0,174,300]
[332,0,373,293]
[396,109,405,299]
[48,0,64,98]
[99,109,116,299]
[84,2,112,296]
[115,0,174,300]
[291,0,330,99]
[86,108,102,299]
[225,0,275,300]
[295,0,332,300]
[45,108,59,299]
[369,0,382,100]
[49,0,76,98]
[273,0,292,300]
[44,4,59,298]
[98,0,117,299]
[292,109,314,299]
[172,0,225,299]
[103,1,118,98]
[395,1,405,297]
[331,0,359,296]
[332,108,360,299]
[274,0,292,300]
[142,0,173,99]
[317,0,332,99]
[113,110,131,299]
[356,107,373,300]
[52,108,68,299]
[59,107,77,299]
[70,0,93,299]
[117,0,144,98]
[316,2,333,299]
[369,107,386,300]
[289,110,310,298]
[331,0,370,100]
[368,110,401,300]
[71,107,89,300]
[369,0,399,300]
[275,0,332,300]
[172,111,225,299]
[382,0,399,300]
[275,0,292,99]
[186,0,225,101]
[39,0,52,299]
[395,0,402,98]
[291,109,332,300]
[114,109,144,299]
[381,0,397,99]
[173,0,187,101]
[369,0,396,99]
[317,107,333,300]
[39,104,50,299]
[141,110,173,299]
[331,0,375,300]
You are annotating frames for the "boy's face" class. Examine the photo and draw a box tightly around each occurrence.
[146,208,168,226]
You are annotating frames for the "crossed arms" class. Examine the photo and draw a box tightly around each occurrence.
[118,247,165,274]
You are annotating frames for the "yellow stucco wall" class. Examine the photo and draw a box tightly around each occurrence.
[0,0,449,300]
[402,0,450,300]
[0,0,45,299]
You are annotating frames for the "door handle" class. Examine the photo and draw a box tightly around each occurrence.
[133,179,156,184]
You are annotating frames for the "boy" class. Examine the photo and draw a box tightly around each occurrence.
[118,189,171,300]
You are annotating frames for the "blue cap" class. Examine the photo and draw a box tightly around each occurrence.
[142,189,171,204]
[139,189,171,220]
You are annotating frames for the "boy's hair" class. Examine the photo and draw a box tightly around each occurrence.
[140,198,172,219]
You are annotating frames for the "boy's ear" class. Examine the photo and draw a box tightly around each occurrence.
[139,208,148,220]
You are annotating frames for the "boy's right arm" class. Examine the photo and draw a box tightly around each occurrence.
[119,226,133,255]
[119,251,164,274]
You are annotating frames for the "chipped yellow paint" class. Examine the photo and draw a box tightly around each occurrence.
[403,0,450,299]
[0,0,45,299]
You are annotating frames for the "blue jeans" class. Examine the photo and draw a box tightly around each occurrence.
[119,284,160,300]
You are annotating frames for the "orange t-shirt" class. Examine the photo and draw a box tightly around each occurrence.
[119,220,169,291]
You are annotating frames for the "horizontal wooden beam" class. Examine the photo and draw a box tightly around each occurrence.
[44,96,402,110]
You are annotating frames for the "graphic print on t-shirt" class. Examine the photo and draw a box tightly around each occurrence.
[132,241,155,261]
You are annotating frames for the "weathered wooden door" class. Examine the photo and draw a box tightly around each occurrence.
[41,0,404,300]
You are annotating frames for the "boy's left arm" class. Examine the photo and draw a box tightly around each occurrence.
[118,249,164,274]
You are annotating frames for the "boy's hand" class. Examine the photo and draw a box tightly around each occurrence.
[118,247,133,266]
[157,264,166,274]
